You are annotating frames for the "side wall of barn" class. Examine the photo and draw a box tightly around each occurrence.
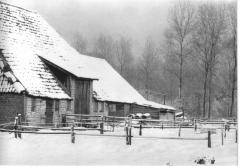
[159,111,175,121]
[130,104,160,119]
[91,100,130,117]
[44,61,93,116]
[0,93,24,123]
[25,96,71,125]
[130,104,175,120]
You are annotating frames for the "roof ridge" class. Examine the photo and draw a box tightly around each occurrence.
[0,1,38,14]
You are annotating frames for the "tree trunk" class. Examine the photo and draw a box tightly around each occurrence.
[229,53,237,117]
[145,71,149,100]
[229,35,237,117]
[208,69,212,119]
[179,43,184,119]
[203,71,208,118]
[179,44,183,99]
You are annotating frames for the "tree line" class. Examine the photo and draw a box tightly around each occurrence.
[71,0,237,119]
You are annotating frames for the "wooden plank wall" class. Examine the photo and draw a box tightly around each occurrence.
[0,93,24,123]
[25,96,70,124]
[130,104,160,119]
[74,79,91,114]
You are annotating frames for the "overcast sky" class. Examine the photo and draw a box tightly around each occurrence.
[3,0,176,53]
[3,0,237,56]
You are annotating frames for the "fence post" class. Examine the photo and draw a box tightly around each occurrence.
[221,129,224,146]
[178,123,181,137]
[194,119,197,132]
[236,129,238,143]
[126,126,129,145]
[126,117,132,145]
[112,116,115,132]
[14,116,18,139]
[139,121,142,136]
[17,114,22,139]
[208,131,211,148]
[129,127,132,145]
[100,116,104,134]
[100,122,104,134]
[71,123,75,143]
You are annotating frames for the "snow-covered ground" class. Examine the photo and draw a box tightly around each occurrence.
[0,127,237,165]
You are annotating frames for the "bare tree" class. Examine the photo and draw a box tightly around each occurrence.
[139,37,159,99]
[193,3,226,119]
[73,33,88,54]
[115,37,133,76]
[164,0,195,117]
[224,3,237,117]
[93,34,115,64]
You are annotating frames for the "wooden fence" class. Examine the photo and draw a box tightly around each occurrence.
[0,113,237,148]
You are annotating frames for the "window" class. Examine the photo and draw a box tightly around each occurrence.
[55,100,59,112]
[31,98,36,112]
[116,103,124,111]
[109,104,116,112]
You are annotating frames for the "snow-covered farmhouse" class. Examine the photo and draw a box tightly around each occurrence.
[0,2,176,124]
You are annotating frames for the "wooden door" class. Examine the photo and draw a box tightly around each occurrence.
[45,99,53,124]
[74,80,90,114]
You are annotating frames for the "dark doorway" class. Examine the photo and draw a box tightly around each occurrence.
[45,99,53,124]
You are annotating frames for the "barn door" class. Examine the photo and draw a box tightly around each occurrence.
[74,80,90,114]
[45,100,53,124]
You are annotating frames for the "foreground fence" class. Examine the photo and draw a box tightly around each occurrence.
[0,114,237,148]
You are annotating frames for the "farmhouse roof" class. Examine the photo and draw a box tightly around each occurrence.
[0,2,176,110]
[0,2,73,99]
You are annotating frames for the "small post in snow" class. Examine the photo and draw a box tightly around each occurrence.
[194,119,197,132]
[126,117,132,145]
[112,116,115,132]
[17,113,22,139]
[221,129,224,146]
[14,116,18,139]
[236,129,238,143]
[100,116,104,134]
[126,124,129,145]
[208,131,211,148]
[129,127,132,145]
[71,123,75,144]
[139,121,142,136]
[178,123,181,137]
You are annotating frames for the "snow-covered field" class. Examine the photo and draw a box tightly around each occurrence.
[0,127,237,165]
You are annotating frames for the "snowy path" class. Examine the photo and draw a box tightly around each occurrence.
[0,128,237,165]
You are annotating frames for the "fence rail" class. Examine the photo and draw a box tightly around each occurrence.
[0,114,237,148]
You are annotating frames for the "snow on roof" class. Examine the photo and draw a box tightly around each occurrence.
[41,52,176,111]
[175,112,183,116]
[41,53,147,104]
[0,2,176,110]
[0,2,71,99]
[143,101,176,111]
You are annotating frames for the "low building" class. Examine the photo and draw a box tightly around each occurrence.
[0,2,176,124]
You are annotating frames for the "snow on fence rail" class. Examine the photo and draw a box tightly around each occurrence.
[0,114,237,148]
